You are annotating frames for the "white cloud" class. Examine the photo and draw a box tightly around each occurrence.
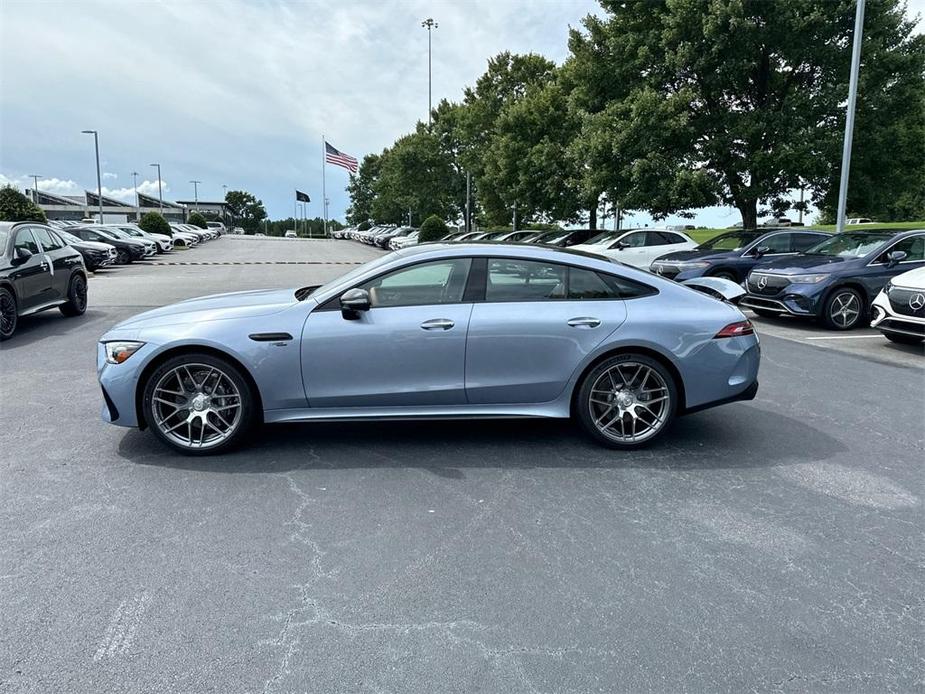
[102,172,118,180]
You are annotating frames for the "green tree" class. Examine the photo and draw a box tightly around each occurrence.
[357,221,372,231]
[371,127,461,224]
[138,211,171,237]
[567,0,925,228]
[346,153,382,225]
[419,215,448,242]
[0,186,46,222]
[224,190,267,233]
[187,211,208,229]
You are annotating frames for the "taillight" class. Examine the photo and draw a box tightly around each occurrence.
[714,320,754,338]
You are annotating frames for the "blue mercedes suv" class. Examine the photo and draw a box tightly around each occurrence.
[650,228,831,282]
[740,230,925,329]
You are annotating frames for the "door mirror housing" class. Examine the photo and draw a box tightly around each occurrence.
[613,240,628,250]
[887,250,907,268]
[340,288,371,318]
[753,245,770,258]
[11,247,33,266]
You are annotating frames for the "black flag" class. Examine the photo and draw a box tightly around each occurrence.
[296,190,310,203]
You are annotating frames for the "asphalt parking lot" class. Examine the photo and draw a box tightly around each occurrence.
[1,237,922,693]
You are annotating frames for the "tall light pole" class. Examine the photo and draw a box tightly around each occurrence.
[421,18,438,127]
[149,163,163,213]
[222,184,228,226]
[190,180,201,209]
[836,0,866,234]
[28,174,41,203]
[81,130,103,223]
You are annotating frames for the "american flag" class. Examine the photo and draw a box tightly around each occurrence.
[325,141,358,173]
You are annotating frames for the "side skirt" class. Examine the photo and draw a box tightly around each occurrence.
[263,403,570,424]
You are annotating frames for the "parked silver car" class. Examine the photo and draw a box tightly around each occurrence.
[97,243,760,454]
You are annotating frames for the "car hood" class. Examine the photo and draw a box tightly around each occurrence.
[654,248,735,263]
[754,254,856,274]
[73,240,113,251]
[891,265,925,289]
[113,287,299,329]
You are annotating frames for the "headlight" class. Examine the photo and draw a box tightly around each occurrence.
[103,341,145,364]
[789,273,830,284]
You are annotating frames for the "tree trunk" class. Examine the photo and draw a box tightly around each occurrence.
[737,199,758,229]
[589,205,597,230]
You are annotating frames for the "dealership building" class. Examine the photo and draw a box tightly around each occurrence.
[25,188,230,225]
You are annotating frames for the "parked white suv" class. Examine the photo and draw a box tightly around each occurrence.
[570,228,698,268]
[871,266,925,345]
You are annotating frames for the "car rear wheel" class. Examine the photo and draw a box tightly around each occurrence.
[822,288,865,330]
[142,353,258,455]
[59,274,88,317]
[0,287,17,341]
[882,330,923,345]
[576,354,677,449]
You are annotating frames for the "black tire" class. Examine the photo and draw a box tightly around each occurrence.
[751,308,780,318]
[710,270,738,282]
[0,287,17,341]
[821,287,866,330]
[142,353,258,455]
[116,249,132,264]
[59,273,88,317]
[882,331,923,345]
[575,353,678,449]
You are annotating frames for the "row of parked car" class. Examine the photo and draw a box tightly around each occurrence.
[0,219,226,340]
[335,223,924,342]
[46,219,225,271]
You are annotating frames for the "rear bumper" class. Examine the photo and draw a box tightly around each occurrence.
[683,380,759,415]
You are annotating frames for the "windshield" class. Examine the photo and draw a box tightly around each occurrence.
[0,228,8,247]
[96,228,127,240]
[58,230,81,244]
[804,233,892,257]
[118,227,143,236]
[583,230,621,245]
[696,231,761,251]
[307,252,398,300]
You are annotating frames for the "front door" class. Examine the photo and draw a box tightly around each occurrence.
[301,258,473,407]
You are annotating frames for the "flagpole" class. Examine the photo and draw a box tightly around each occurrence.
[322,135,328,236]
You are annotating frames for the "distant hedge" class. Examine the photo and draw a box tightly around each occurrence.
[139,211,172,237]
[187,211,208,229]
[0,185,47,222]
[419,215,448,242]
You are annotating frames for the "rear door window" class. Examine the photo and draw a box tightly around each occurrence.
[486,259,567,302]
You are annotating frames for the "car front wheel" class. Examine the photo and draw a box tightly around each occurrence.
[576,353,677,449]
[115,249,132,264]
[142,353,258,455]
[822,288,865,330]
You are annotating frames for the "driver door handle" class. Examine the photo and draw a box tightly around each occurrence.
[420,318,455,331]
[567,317,601,328]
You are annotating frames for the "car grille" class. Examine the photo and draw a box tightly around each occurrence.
[747,273,790,296]
[879,318,925,336]
[651,264,681,279]
[887,287,925,318]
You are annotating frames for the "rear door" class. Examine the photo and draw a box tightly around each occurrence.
[465,258,627,404]
[31,226,73,300]
[9,228,52,311]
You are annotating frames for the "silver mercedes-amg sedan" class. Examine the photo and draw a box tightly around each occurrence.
[97,243,760,455]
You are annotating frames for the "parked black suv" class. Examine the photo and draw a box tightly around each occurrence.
[56,228,117,271]
[70,226,146,264]
[0,222,88,340]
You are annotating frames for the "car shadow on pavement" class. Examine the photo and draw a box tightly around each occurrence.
[0,309,110,350]
[118,403,848,475]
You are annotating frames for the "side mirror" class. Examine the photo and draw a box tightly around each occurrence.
[614,241,628,250]
[11,247,33,266]
[340,288,371,318]
[753,246,770,258]
[887,250,907,268]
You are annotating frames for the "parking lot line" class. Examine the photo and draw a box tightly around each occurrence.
[803,335,886,340]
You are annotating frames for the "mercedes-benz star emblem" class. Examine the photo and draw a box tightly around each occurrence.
[910,293,925,311]
[757,276,768,290]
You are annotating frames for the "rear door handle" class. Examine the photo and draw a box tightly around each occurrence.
[421,318,455,331]
[567,317,601,328]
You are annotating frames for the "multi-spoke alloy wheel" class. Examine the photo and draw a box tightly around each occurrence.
[0,287,17,341]
[60,274,88,317]
[142,354,255,454]
[577,354,677,448]
[823,288,864,330]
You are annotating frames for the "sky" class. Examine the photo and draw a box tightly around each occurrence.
[1,0,923,229]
